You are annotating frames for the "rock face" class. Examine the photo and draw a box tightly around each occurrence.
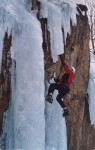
[64,15,95,150]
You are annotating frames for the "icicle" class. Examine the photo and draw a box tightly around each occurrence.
[48,2,64,62]
[39,1,48,18]
[61,3,71,42]
[70,6,77,26]
[0,25,5,71]
[61,2,77,42]
[87,52,95,126]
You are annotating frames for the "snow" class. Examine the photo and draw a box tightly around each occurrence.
[87,51,95,126]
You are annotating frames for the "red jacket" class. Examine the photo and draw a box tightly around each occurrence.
[64,65,73,86]
[54,65,74,86]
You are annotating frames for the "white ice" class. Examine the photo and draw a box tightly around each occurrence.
[88,51,95,127]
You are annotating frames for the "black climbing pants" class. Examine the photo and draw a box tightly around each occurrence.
[48,83,70,109]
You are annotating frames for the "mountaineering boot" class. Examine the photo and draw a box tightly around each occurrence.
[63,108,70,117]
[45,93,53,104]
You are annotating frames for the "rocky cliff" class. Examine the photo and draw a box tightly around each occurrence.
[64,15,95,150]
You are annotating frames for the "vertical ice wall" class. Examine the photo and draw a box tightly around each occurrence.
[0,0,45,149]
[88,51,95,127]
[11,18,45,149]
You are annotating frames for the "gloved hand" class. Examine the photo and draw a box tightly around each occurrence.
[54,77,60,83]
[59,54,63,60]
[58,55,66,66]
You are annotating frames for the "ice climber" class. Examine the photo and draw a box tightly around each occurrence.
[46,55,76,117]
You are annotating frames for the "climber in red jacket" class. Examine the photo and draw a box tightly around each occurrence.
[46,55,76,117]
